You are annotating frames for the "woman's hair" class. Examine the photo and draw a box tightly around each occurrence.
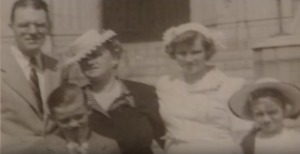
[246,88,290,116]
[101,36,124,59]
[165,30,216,60]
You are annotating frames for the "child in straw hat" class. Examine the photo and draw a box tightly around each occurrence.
[229,78,300,154]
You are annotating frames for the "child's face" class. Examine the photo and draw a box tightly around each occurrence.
[251,97,285,134]
[53,93,90,142]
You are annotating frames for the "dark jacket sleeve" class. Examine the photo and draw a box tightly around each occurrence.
[123,80,166,148]
[240,129,258,154]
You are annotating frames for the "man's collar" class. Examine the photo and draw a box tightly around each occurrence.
[11,46,31,68]
[11,46,44,70]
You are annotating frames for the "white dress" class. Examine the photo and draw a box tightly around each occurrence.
[255,129,300,154]
[156,69,245,154]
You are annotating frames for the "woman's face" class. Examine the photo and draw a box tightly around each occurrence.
[173,36,207,76]
[251,97,285,135]
[79,47,118,81]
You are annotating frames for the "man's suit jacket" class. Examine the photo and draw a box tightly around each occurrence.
[1,48,63,153]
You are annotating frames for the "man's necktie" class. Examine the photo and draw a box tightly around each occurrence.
[30,57,44,114]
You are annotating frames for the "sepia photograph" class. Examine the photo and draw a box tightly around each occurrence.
[1,0,300,154]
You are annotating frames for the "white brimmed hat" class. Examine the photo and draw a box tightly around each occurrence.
[228,78,300,120]
[65,29,116,65]
[162,22,226,49]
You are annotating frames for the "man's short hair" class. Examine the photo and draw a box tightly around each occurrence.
[10,0,50,23]
[47,83,86,114]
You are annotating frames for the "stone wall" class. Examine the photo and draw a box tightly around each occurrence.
[122,0,298,85]
[2,0,299,85]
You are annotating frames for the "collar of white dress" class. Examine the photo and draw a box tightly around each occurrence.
[185,68,227,92]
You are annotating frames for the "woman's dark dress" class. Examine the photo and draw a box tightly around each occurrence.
[85,80,165,154]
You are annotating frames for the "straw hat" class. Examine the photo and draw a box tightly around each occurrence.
[228,78,300,120]
[65,29,116,65]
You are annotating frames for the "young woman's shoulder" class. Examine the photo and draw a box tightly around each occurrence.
[216,70,246,100]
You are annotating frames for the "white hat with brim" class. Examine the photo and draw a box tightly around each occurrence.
[228,78,300,120]
[65,29,116,65]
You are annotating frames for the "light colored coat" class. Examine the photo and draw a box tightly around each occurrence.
[1,48,63,153]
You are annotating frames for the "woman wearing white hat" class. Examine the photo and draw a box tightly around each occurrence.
[156,23,245,154]
[229,78,300,154]
[65,29,165,154]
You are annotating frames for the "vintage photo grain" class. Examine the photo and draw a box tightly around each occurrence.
[1,0,300,154]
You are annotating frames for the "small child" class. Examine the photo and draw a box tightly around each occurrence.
[229,78,300,154]
[46,82,120,154]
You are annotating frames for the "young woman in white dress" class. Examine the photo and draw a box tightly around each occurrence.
[156,23,245,154]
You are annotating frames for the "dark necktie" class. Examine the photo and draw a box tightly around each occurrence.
[30,57,44,114]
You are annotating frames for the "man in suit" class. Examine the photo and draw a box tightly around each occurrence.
[1,0,63,153]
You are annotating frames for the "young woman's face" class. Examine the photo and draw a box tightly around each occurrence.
[251,97,285,134]
[174,36,207,76]
[79,47,118,81]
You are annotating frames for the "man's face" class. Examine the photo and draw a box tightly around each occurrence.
[53,93,90,143]
[10,7,49,56]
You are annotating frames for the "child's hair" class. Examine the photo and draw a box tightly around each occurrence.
[47,82,86,114]
[246,88,290,116]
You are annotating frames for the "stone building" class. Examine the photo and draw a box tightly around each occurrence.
[2,0,300,85]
